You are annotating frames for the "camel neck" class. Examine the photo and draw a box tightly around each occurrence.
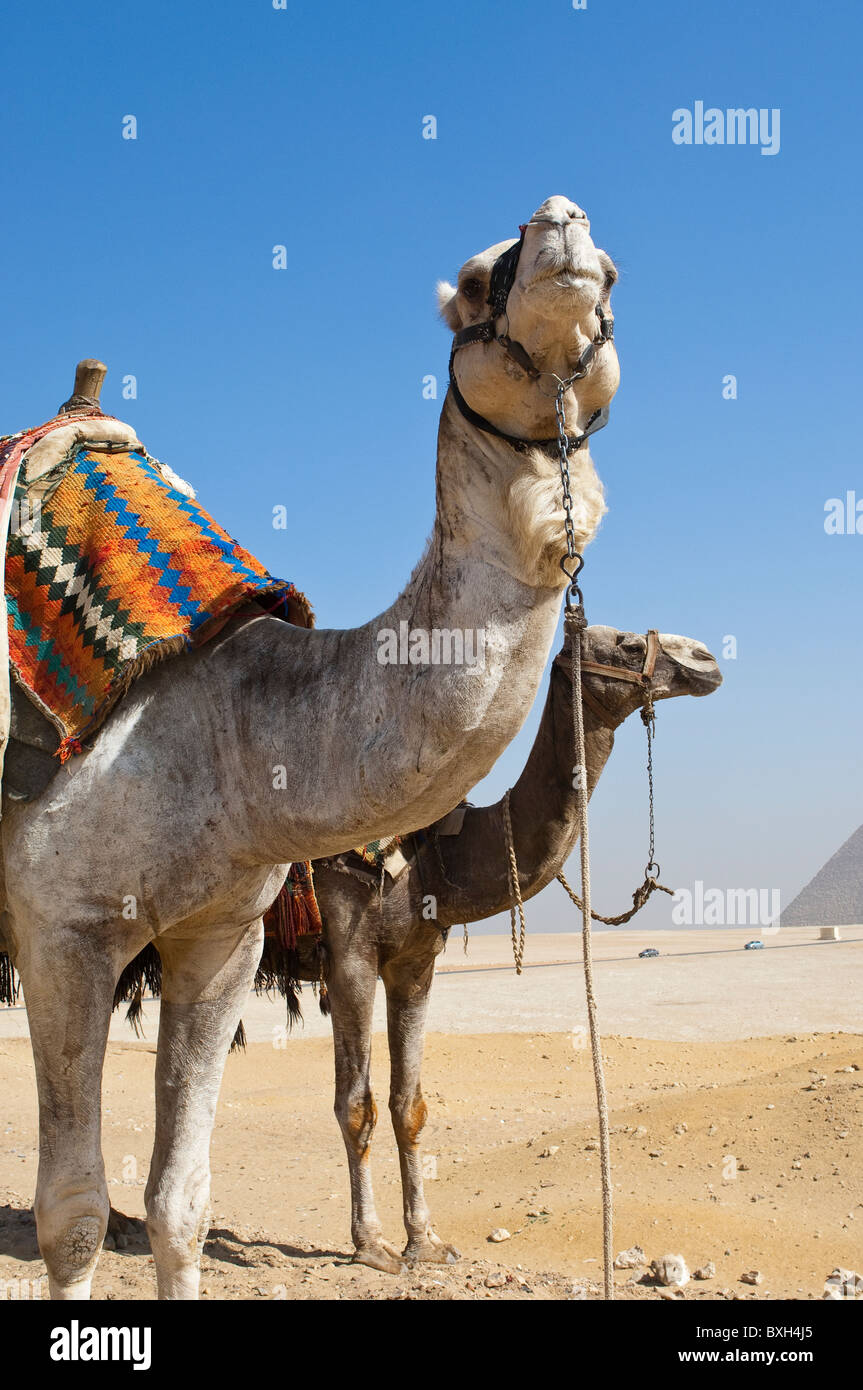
[429,665,619,926]
[235,420,569,863]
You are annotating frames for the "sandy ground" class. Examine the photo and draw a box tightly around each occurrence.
[1,927,861,1301]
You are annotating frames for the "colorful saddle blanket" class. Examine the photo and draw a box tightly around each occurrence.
[4,421,312,761]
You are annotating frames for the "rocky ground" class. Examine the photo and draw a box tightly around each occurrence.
[1,1029,860,1300]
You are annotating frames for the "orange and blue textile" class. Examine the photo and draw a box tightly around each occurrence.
[5,438,312,760]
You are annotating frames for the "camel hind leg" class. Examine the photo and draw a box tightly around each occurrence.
[144,921,262,1300]
[17,928,123,1299]
[327,943,405,1275]
[382,934,460,1265]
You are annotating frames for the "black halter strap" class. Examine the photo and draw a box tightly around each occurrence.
[447,342,610,454]
[447,223,614,453]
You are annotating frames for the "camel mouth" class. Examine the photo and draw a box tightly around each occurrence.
[684,652,723,696]
[531,264,603,291]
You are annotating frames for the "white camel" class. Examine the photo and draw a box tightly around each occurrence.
[0,195,619,1299]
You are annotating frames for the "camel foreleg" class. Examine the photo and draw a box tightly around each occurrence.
[144,921,262,1300]
[17,929,124,1299]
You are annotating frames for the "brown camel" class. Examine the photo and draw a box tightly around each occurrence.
[292,624,721,1272]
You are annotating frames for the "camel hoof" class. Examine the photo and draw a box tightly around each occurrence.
[352,1241,407,1276]
[403,1238,461,1265]
[107,1200,147,1245]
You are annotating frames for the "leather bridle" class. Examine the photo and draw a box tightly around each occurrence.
[575,629,660,730]
[447,217,614,453]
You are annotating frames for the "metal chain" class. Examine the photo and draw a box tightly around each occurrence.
[555,384,580,580]
[556,687,674,924]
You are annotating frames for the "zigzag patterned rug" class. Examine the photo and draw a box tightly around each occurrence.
[5,431,312,760]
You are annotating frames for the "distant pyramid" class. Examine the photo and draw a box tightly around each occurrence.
[781,823,863,926]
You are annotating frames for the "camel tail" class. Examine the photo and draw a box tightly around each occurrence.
[113,943,163,1034]
[0,950,18,1006]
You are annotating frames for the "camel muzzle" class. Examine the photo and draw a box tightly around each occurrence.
[447,212,613,453]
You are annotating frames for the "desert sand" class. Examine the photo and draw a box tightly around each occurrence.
[1,926,861,1300]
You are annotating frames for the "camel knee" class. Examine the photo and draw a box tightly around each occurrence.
[145,1166,210,1270]
[390,1088,428,1148]
[35,1181,108,1298]
[336,1088,377,1157]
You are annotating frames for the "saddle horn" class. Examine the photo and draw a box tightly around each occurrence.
[59,358,107,415]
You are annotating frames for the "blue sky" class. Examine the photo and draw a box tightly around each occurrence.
[2,0,860,933]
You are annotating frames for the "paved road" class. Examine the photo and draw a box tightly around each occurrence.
[2,928,859,1045]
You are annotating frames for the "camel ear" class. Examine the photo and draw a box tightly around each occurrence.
[436,280,461,331]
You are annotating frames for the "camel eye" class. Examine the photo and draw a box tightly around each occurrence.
[461,277,483,301]
[602,266,618,294]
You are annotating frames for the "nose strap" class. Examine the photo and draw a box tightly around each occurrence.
[577,630,661,727]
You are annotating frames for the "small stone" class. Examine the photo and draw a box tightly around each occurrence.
[693,1262,715,1280]
[484,1271,507,1289]
[791,1159,802,1169]
[648,1150,662,1159]
[488,1228,511,1243]
[657,1286,684,1300]
[823,1268,863,1300]
[740,1270,763,1285]
[674,1123,688,1135]
[651,1254,689,1287]
[614,1245,646,1270]
[539,1146,560,1158]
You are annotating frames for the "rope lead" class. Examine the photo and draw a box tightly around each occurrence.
[566,604,615,1301]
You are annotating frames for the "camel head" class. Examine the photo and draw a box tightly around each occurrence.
[436,196,620,588]
[554,625,722,726]
[438,195,620,447]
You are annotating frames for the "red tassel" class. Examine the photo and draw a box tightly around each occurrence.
[57,736,83,763]
[263,862,323,945]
